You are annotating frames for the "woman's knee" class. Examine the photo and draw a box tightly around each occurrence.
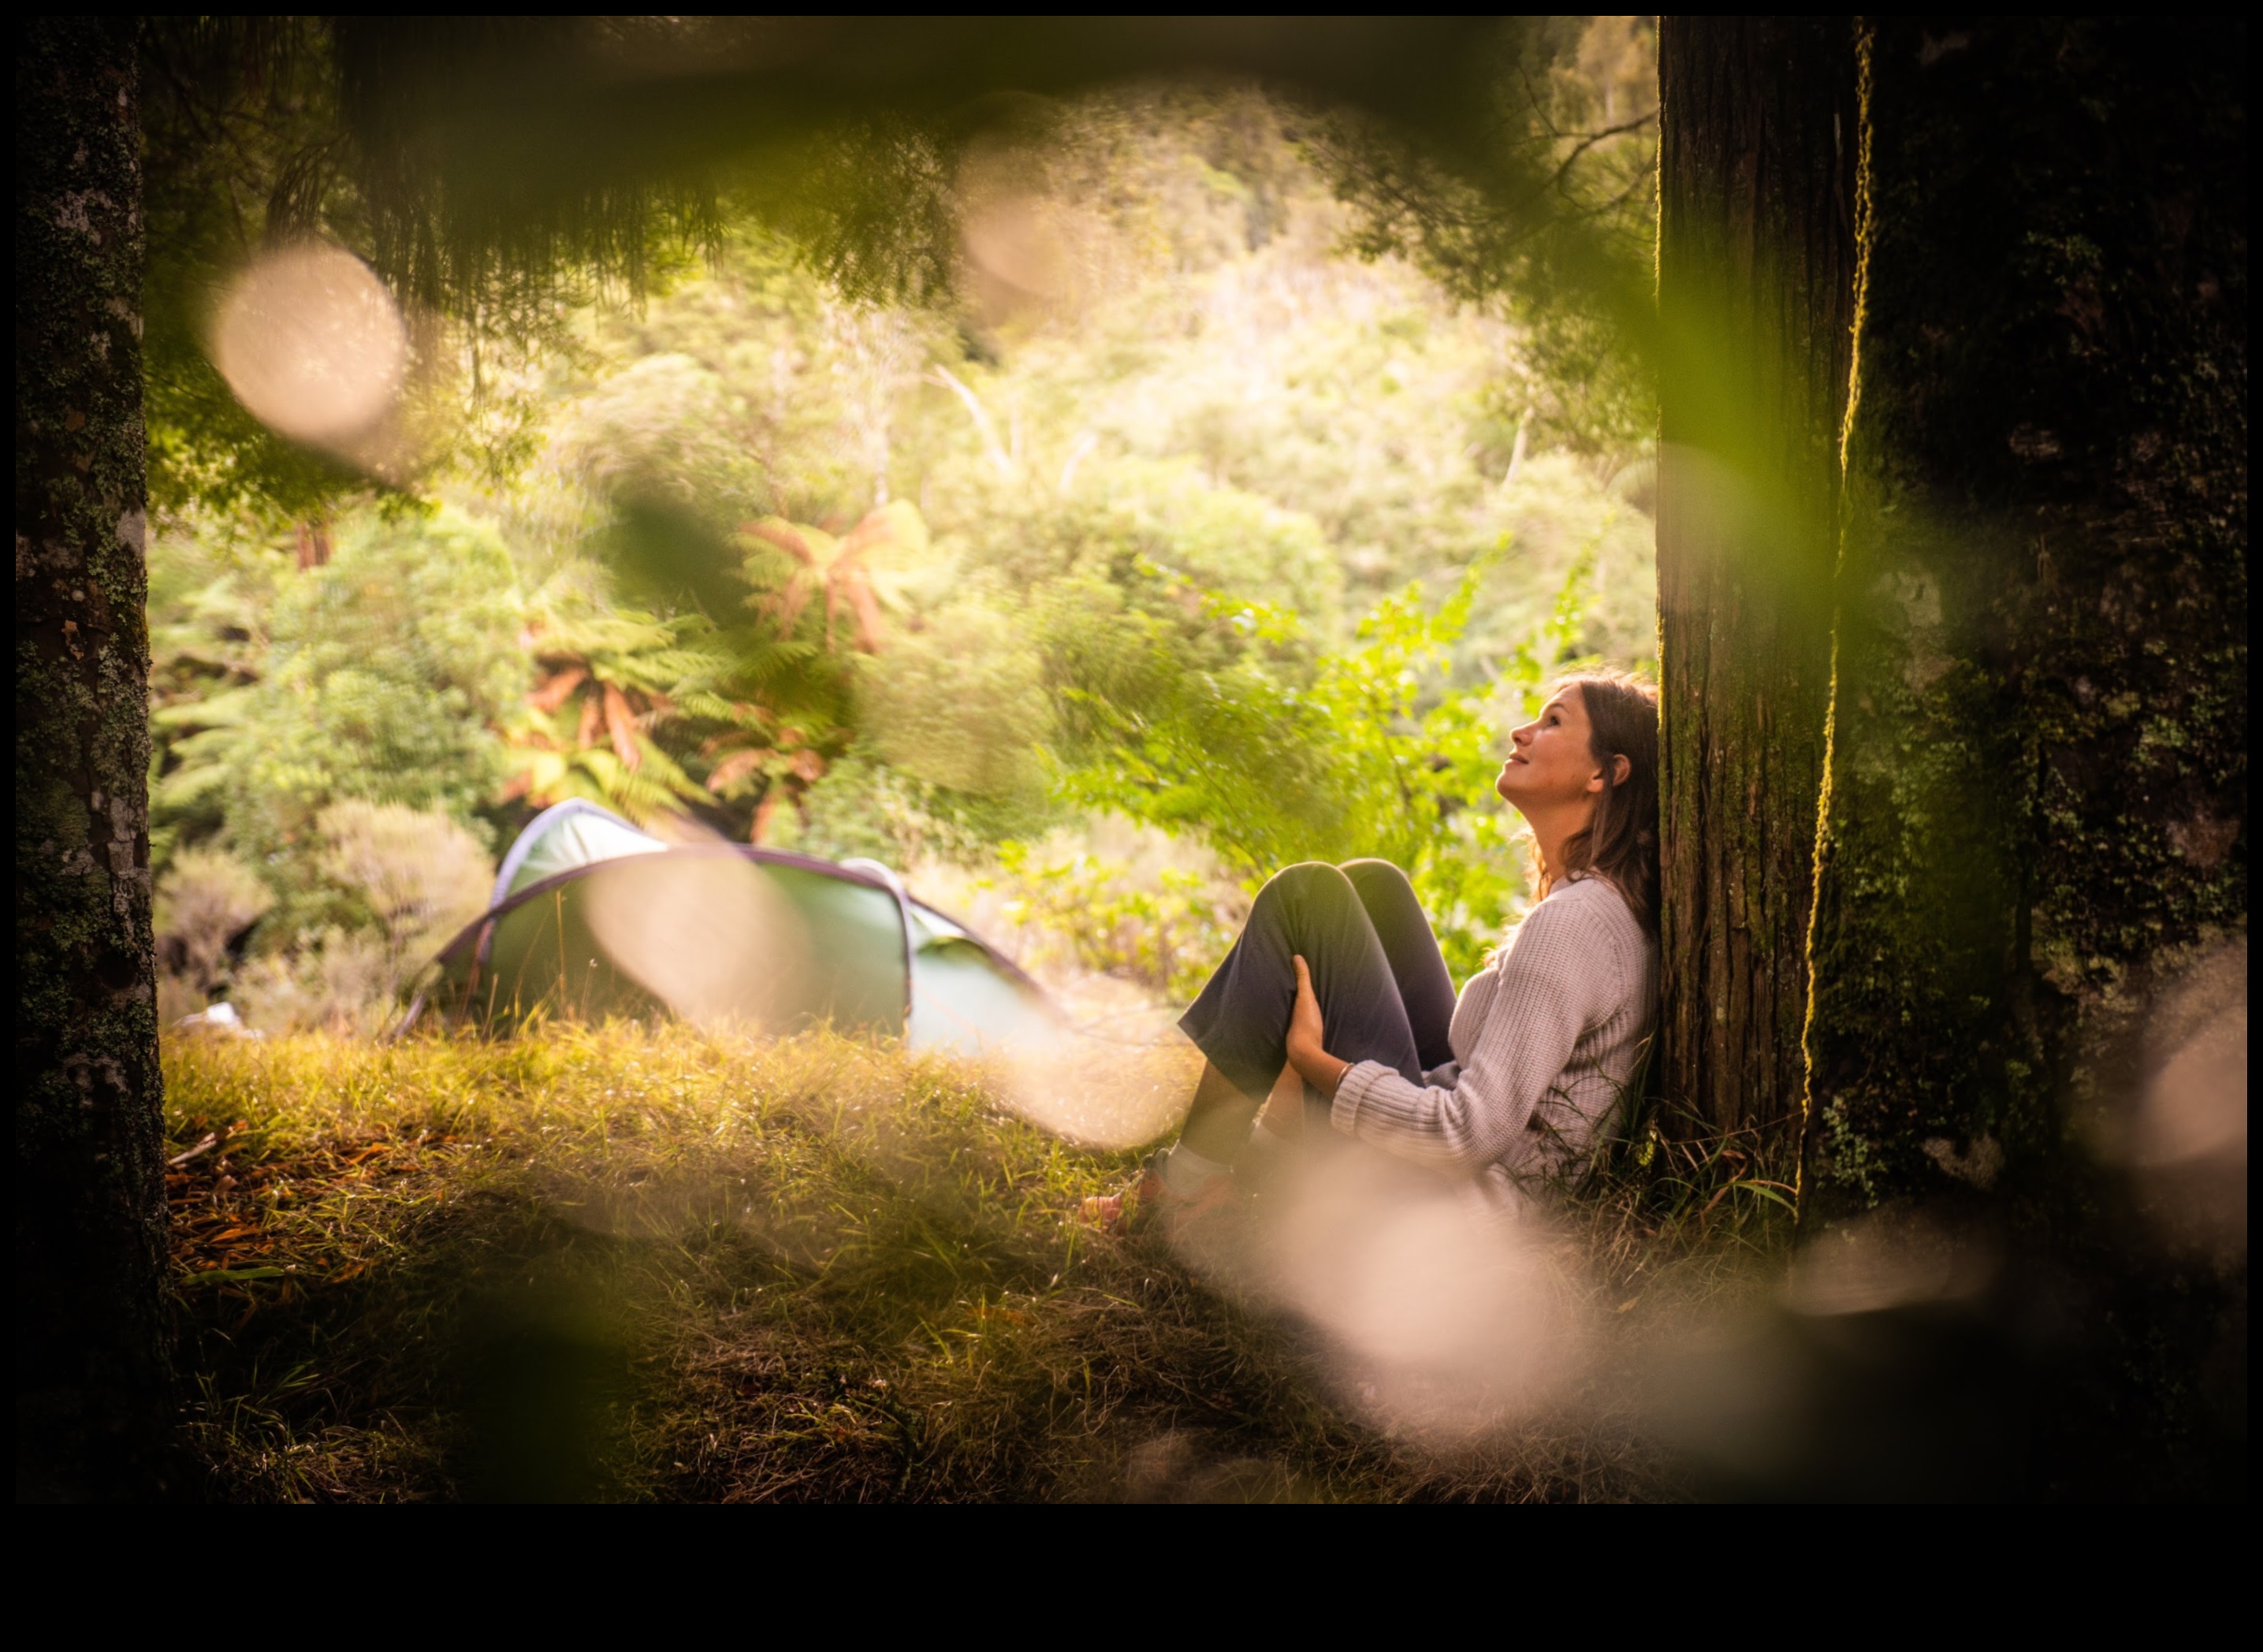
[1339,858,1431,939]
[1341,859,1422,912]
[1253,860,1357,918]
[1338,858,1414,895]
[1263,861,1353,895]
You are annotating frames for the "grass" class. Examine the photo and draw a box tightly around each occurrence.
[163,1024,1792,1501]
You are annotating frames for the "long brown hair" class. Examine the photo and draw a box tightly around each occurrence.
[1533,671,1660,932]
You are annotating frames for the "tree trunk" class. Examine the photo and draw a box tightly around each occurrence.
[1801,16,2245,1212]
[1654,19,1858,1144]
[15,18,172,1499]
[1792,19,2247,1493]
[1805,17,2246,1222]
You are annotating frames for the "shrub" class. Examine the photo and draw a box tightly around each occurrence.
[232,928,399,1036]
[859,602,1054,800]
[152,504,523,864]
[154,845,277,998]
[988,846,1243,1002]
[316,801,496,974]
[219,804,494,1036]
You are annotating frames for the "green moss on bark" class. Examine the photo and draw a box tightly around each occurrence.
[1805,18,2247,1220]
[15,17,172,1498]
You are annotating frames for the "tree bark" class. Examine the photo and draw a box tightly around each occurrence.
[1654,18,1859,1144]
[15,18,172,1499]
[1806,17,2247,1221]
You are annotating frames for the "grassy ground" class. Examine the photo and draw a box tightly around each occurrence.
[163,1025,1790,1501]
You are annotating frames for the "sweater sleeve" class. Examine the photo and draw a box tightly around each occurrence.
[1330,892,1616,1172]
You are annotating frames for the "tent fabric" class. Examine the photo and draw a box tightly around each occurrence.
[489,798,667,907]
[410,806,1059,1055]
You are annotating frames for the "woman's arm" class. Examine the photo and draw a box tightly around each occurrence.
[1285,955,1351,1098]
[1325,897,1624,1171]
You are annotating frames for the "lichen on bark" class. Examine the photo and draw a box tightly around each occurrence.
[15,17,172,1498]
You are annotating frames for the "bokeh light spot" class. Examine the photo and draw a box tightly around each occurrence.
[210,244,408,448]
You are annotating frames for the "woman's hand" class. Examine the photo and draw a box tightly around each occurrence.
[1287,955,1351,1099]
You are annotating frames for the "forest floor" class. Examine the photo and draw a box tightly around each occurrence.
[162,1025,1791,1502]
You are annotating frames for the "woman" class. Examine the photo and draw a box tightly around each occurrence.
[1093,671,1659,1231]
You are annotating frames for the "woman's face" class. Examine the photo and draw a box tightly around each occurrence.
[1496,686,1606,812]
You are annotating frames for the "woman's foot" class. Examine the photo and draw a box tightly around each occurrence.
[1082,1148,1238,1237]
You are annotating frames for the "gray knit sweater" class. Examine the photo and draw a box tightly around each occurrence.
[1331,876,1658,1210]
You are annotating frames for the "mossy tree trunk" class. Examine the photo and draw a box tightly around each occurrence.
[1804,17,2247,1221]
[1654,19,1858,1144]
[15,18,172,1498]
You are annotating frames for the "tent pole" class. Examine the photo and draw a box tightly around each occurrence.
[843,858,917,1036]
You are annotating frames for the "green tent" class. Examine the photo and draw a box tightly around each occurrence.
[407,801,1060,1052]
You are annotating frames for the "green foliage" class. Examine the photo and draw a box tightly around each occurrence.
[152,505,523,869]
[534,229,951,530]
[858,602,1054,800]
[154,847,276,996]
[939,456,1345,629]
[138,19,707,522]
[987,846,1243,1002]
[1051,549,1599,980]
[313,801,493,969]
[776,754,1051,869]
[154,802,493,1031]
[147,505,518,1025]
[138,20,363,522]
[1302,567,1527,979]
[546,353,770,523]
[229,803,493,1034]
[147,84,1660,1002]
[508,566,745,823]
[1315,16,1662,460]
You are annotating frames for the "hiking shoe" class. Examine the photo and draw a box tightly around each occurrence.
[1081,1153,1238,1238]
